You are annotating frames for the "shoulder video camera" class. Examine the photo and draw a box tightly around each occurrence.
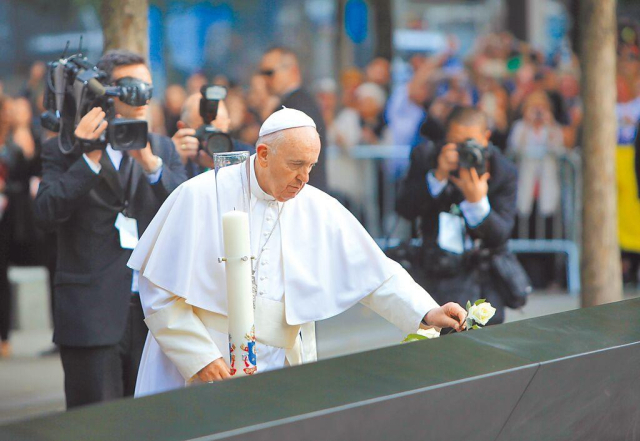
[41,48,148,155]
[196,85,233,156]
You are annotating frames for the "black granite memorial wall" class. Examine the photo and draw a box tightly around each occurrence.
[1,298,639,441]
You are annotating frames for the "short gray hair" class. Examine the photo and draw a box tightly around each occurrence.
[255,130,287,155]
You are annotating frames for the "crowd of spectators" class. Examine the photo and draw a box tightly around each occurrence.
[139,31,588,230]
[1,21,640,359]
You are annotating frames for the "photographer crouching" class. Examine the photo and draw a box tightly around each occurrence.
[35,49,186,408]
[397,106,529,326]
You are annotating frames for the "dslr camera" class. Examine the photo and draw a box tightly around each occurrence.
[456,139,490,175]
[195,85,233,156]
[41,49,149,155]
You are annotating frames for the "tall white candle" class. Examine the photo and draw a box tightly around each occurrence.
[221,210,257,377]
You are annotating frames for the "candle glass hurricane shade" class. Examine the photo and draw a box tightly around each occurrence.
[213,151,257,377]
[213,151,252,219]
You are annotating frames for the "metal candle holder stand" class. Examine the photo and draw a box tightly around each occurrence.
[218,256,255,263]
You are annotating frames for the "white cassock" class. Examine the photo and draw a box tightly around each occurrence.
[128,155,440,397]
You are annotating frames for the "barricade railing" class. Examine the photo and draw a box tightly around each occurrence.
[509,152,582,294]
[326,145,582,295]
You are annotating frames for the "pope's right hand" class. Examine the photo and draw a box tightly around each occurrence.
[423,302,467,332]
[197,357,232,382]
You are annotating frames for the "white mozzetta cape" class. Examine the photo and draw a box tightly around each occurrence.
[128,162,405,325]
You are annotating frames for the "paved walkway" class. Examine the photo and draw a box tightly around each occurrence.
[0,330,64,424]
[1,289,636,425]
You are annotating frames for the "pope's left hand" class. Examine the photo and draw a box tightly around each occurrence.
[450,167,490,204]
[423,302,467,332]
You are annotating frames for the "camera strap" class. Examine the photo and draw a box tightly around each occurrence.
[114,153,138,250]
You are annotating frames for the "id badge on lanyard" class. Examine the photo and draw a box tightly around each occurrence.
[438,205,465,255]
[114,159,138,250]
[115,200,138,250]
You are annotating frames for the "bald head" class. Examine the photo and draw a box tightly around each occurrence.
[165,84,186,114]
[181,94,201,128]
[255,126,320,202]
[181,93,230,132]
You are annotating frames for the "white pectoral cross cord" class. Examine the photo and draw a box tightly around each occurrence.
[251,204,284,310]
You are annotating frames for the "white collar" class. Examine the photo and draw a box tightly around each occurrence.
[105,144,123,170]
[250,154,276,202]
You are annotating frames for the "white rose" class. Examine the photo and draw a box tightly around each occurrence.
[467,302,496,326]
[416,328,440,339]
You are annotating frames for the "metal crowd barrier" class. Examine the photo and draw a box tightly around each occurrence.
[326,144,411,237]
[509,152,582,295]
[327,145,582,294]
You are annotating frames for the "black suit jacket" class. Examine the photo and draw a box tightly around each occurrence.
[280,88,327,191]
[397,142,517,249]
[35,133,187,347]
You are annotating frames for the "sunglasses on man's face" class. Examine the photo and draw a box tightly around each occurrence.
[259,69,276,77]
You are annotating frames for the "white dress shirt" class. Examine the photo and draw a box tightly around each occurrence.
[427,170,491,227]
[84,145,163,292]
[83,145,163,183]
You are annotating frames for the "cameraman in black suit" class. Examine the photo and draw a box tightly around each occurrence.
[35,50,187,408]
[397,106,518,325]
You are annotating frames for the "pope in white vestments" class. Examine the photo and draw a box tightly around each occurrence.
[128,108,467,397]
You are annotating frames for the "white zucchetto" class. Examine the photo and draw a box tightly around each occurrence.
[259,107,317,137]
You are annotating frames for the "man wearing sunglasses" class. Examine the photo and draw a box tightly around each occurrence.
[259,47,327,191]
[35,50,187,408]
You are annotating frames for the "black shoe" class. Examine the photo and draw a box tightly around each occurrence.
[39,345,60,357]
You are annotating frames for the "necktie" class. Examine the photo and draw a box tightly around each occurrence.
[118,152,132,191]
